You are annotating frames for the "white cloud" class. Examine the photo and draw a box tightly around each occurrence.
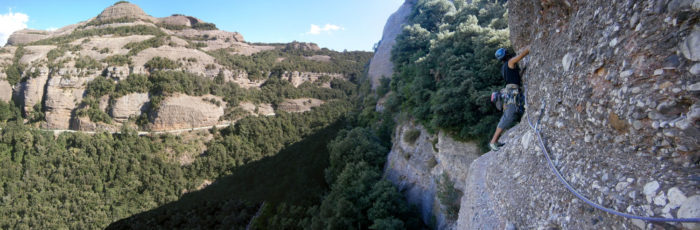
[0,9,29,46]
[306,24,343,35]
[46,27,58,32]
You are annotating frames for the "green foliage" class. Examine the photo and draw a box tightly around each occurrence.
[103,54,132,66]
[325,127,387,185]
[74,55,102,69]
[403,128,421,144]
[390,0,510,147]
[113,74,151,97]
[0,101,19,123]
[313,162,416,230]
[29,103,44,122]
[86,76,115,98]
[207,48,372,80]
[124,36,166,56]
[29,25,166,46]
[436,173,461,220]
[376,77,391,97]
[5,46,27,85]
[75,97,113,124]
[144,57,179,71]
[192,22,218,30]
[81,17,138,28]
[114,1,129,5]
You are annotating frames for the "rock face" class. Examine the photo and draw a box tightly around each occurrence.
[0,79,11,103]
[280,71,343,87]
[458,0,699,229]
[71,116,117,132]
[6,30,50,46]
[159,15,201,27]
[44,76,94,129]
[277,98,324,113]
[384,122,481,229]
[367,0,416,89]
[19,67,50,115]
[110,93,149,122]
[149,94,225,131]
[96,2,154,21]
[238,102,275,117]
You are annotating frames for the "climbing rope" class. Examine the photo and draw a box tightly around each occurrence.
[522,84,700,223]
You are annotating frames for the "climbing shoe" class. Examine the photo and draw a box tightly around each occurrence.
[489,143,500,151]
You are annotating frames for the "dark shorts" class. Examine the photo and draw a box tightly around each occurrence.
[497,104,521,129]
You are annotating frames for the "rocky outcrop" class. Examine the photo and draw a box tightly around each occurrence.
[96,2,155,22]
[6,30,50,46]
[277,98,324,113]
[367,0,416,89]
[131,46,218,75]
[71,116,117,132]
[159,15,201,27]
[455,0,700,229]
[43,75,94,129]
[0,79,11,103]
[281,71,343,87]
[285,42,320,51]
[172,29,244,43]
[19,45,55,65]
[19,67,50,115]
[149,94,225,131]
[104,65,130,80]
[110,93,149,122]
[384,122,480,229]
[238,102,275,117]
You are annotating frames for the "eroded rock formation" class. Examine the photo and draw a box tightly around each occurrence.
[148,94,225,131]
[277,98,324,113]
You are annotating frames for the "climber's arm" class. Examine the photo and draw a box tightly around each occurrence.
[508,47,530,69]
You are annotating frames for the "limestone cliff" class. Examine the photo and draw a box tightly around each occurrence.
[382,0,700,229]
[385,121,480,229]
[367,0,416,89]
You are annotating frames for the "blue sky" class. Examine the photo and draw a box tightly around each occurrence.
[0,0,405,51]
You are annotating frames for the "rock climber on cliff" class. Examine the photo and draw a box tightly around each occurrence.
[489,46,530,151]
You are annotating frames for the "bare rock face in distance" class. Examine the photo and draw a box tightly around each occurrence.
[277,98,324,113]
[96,2,154,21]
[111,93,149,122]
[367,0,417,89]
[149,94,225,131]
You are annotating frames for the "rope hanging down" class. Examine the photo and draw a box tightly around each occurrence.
[522,85,700,223]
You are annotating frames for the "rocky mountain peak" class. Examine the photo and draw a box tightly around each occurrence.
[96,1,153,21]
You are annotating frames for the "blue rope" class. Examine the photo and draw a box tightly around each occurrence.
[521,85,700,223]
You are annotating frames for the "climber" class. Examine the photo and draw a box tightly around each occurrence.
[489,47,530,151]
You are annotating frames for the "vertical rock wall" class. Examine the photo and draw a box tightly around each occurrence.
[367,0,417,89]
[384,121,480,229]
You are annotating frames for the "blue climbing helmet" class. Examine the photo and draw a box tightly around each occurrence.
[495,48,506,60]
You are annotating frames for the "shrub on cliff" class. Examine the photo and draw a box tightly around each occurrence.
[390,0,510,147]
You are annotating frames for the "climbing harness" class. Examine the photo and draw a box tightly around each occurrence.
[522,84,700,223]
